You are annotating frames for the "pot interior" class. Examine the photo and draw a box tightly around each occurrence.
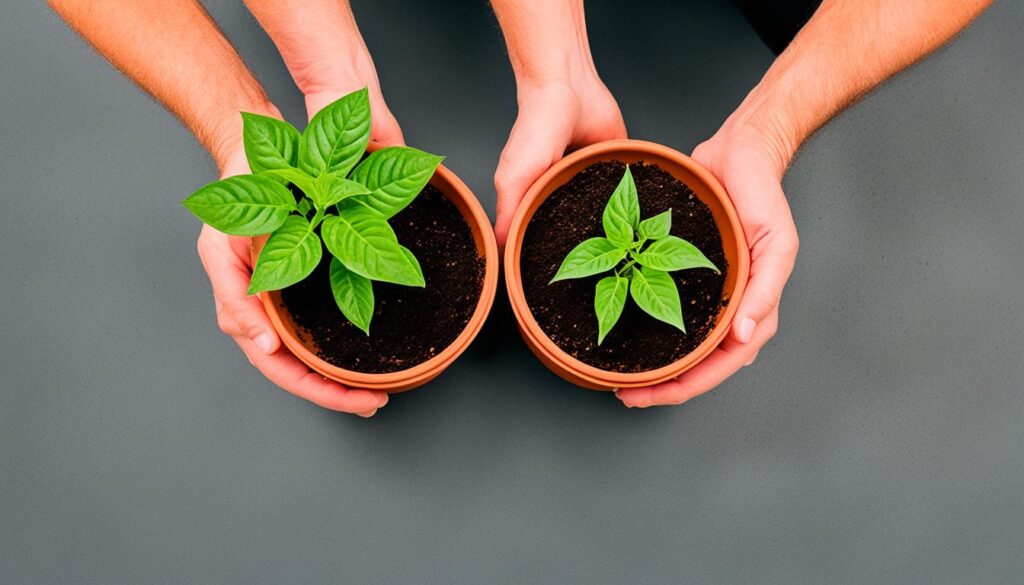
[510,140,749,387]
[521,148,742,331]
[264,163,496,385]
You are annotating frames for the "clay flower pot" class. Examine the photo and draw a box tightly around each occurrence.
[504,139,750,391]
[253,145,499,393]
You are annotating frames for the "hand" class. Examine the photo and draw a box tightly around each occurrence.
[242,0,404,146]
[195,150,390,416]
[616,125,799,408]
[301,73,404,147]
[494,79,626,245]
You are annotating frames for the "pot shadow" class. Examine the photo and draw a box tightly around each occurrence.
[309,278,716,491]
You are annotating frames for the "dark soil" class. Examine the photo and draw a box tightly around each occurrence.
[521,160,728,373]
[280,185,485,373]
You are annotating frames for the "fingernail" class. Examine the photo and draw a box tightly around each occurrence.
[253,332,274,355]
[377,394,390,408]
[737,318,756,343]
[357,409,377,418]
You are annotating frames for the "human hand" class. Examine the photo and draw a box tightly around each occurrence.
[243,0,404,146]
[616,125,799,408]
[493,79,626,245]
[300,69,404,147]
[195,149,390,416]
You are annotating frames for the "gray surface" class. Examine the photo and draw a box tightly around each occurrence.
[2,1,1023,583]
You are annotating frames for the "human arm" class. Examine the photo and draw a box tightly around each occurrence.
[490,0,627,244]
[49,0,388,415]
[243,0,404,145]
[617,0,993,407]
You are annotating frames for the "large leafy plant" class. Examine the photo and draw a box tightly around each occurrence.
[183,88,443,335]
[550,165,719,344]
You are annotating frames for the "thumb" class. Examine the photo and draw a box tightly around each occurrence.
[493,118,573,246]
[369,97,405,147]
[371,112,405,147]
[198,227,281,355]
[732,205,798,343]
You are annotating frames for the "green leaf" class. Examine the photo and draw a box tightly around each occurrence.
[550,237,628,283]
[638,209,672,240]
[636,236,719,273]
[182,175,296,236]
[247,215,322,294]
[602,165,640,247]
[319,174,371,208]
[630,267,685,332]
[320,206,423,286]
[241,112,299,173]
[398,245,426,287]
[298,87,372,177]
[297,198,313,216]
[347,147,444,218]
[330,257,375,335]
[263,167,317,199]
[595,275,628,345]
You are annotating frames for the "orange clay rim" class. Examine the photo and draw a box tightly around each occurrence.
[256,152,499,392]
[504,139,750,390]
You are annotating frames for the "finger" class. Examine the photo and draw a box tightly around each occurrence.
[493,117,573,245]
[711,159,798,344]
[733,219,798,343]
[370,107,405,147]
[690,140,714,169]
[197,227,280,355]
[234,335,390,414]
[744,350,760,367]
[214,298,244,337]
[616,309,778,408]
[304,88,404,146]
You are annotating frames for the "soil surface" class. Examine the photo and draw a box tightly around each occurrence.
[521,160,728,373]
[281,185,485,374]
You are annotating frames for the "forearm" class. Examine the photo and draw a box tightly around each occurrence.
[243,0,376,95]
[49,0,278,168]
[491,0,601,91]
[726,0,992,173]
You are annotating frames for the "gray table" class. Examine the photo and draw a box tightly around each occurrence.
[3,1,1022,583]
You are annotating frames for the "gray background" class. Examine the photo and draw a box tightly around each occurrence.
[2,0,1022,583]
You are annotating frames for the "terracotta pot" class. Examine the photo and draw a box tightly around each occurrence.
[504,139,750,391]
[252,145,499,393]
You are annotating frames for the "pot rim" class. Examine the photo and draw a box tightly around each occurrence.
[504,139,750,389]
[257,152,499,391]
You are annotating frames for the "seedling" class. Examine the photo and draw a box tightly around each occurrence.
[183,88,443,335]
[550,165,719,344]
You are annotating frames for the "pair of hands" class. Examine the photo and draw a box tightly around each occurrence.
[200,67,798,416]
[495,78,798,408]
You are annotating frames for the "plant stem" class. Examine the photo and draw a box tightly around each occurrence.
[615,258,638,277]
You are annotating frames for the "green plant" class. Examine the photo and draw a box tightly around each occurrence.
[550,165,719,344]
[183,88,443,335]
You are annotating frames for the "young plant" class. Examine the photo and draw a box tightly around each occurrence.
[182,88,443,335]
[550,165,719,344]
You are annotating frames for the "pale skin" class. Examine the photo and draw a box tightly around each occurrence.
[491,0,991,408]
[49,0,397,416]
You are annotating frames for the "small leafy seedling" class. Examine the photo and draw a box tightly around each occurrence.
[550,165,719,344]
[183,88,443,335]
